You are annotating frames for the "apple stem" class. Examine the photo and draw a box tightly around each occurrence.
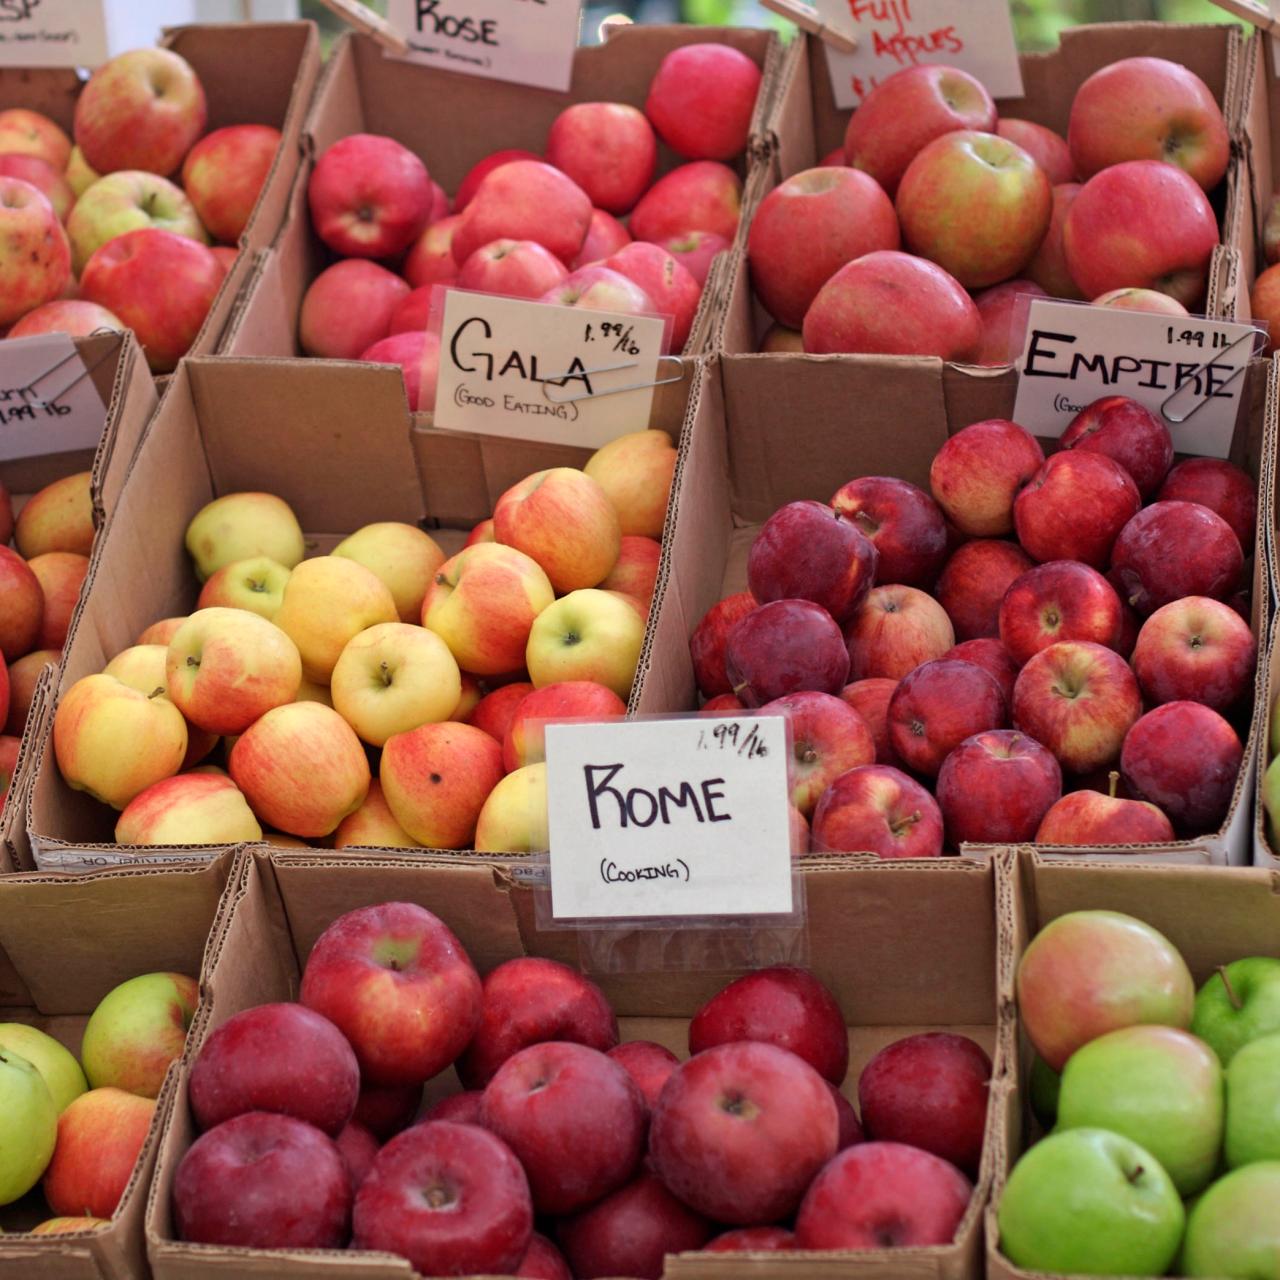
[148,686,166,700]
[1217,965,1242,1011]
[1107,771,1119,800]
[1126,1164,1144,1184]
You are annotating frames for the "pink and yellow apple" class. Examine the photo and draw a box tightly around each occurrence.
[14,471,93,559]
[474,762,549,854]
[115,772,263,846]
[583,430,677,539]
[332,778,422,850]
[525,589,645,699]
[332,522,445,625]
[80,972,198,1098]
[181,124,282,244]
[42,1087,156,1219]
[0,108,71,170]
[0,177,70,326]
[67,170,206,274]
[185,492,304,582]
[196,556,291,620]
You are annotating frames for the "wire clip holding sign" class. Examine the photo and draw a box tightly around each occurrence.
[1160,328,1263,425]
[539,356,689,404]
[20,329,121,410]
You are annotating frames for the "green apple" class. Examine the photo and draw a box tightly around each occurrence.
[1057,1024,1223,1196]
[1224,1031,1280,1167]
[0,1049,57,1205]
[1182,1162,1280,1277]
[0,1024,86,1113]
[1264,753,1280,849]
[1193,957,1280,1066]
[67,170,208,274]
[80,972,198,1100]
[997,1127,1184,1275]
[1029,1054,1060,1130]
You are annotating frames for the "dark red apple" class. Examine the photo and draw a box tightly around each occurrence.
[998,560,1124,667]
[936,729,1063,846]
[830,476,948,587]
[1013,451,1141,568]
[887,659,1006,777]
[811,765,944,858]
[1059,396,1174,498]
[839,678,901,766]
[518,1233,573,1279]
[607,1041,679,1109]
[1156,456,1256,548]
[704,1226,798,1252]
[420,1091,484,1125]
[1035,773,1175,845]
[830,1083,865,1150]
[354,1082,421,1139]
[1131,596,1256,711]
[762,690,875,816]
[937,540,1035,640]
[690,591,757,698]
[336,1121,379,1192]
[942,639,1019,705]
[724,599,850,706]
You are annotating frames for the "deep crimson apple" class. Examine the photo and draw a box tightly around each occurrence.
[997,118,1075,185]
[545,102,656,214]
[1156,457,1255,548]
[173,1112,351,1248]
[845,584,954,680]
[929,419,1045,538]
[998,560,1124,667]
[336,1121,379,1192]
[690,591,757,699]
[858,1032,991,1174]
[354,1082,421,1139]
[189,1003,359,1137]
[830,476,947,587]
[724,599,850,706]
[605,241,701,351]
[937,540,1035,640]
[452,161,592,266]
[456,957,618,1089]
[456,238,568,299]
[688,965,848,1084]
[839,678,900,765]
[830,1083,865,1150]
[937,729,1063,846]
[1110,501,1243,614]
[1131,596,1255,711]
[1059,396,1173,499]
[810,764,944,858]
[455,149,541,212]
[353,1121,533,1274]
[1120,701,1242,833]
[557,1173,714,1279]
[705,1226,798,1252]
[628,161,742,245]
[887,659,1006,777]
[573,208,632,268]
[973,278,1048,365]
[1014,451,1141,568]
[762,690,875,816]
[607,1041,679,1110]
[795,1141,972,1248]
[649,1041,838,1224]
[645,43,761,161]
[420,1092,484,1125]
[943,639,1019,705]
[517,1233,572,1279]
[1036,773,1176,845]
[662,230,729,286]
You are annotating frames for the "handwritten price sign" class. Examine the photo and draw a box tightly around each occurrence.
[545,716,794,921]
[0,334,107,463]
[0,0,108,67]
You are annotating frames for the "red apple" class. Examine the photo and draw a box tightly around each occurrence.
[1092,286,1191,316]
[688,965,848,1084]
[997,118,1075,184]
[645,43,761,161]
[336,1121,379,1192]
[845,584,954,681]
[181,124,282,243]
[539,265,655,322]
[1120,701,1242,832]
[943,639,1019,705]
[1059,396,1173,499]
[545,102,656,214]
[607,1041,679,1110]
[830,1084,865,1149]
[936,539,1035,640]
[457,238,569,299]
[452,160,591,266]
[974,278,1048,365]
[936,729,1063,846]
[690,592,757,698]
[29,551,88,650]
[600,535,661,608]
[353,1082,421,1139]
[404,214,461,289]
[0,734,15,813]
[724,599,850,706]
[518,1233,573,1279]
[0,177,70,326]
[503,680,626,772]
[605,241,701,352]
[0,546,43,661]
[628,161,742,245]
[299,259,408,359]
[359,329,439,411]
[929,419,1045,537]
[1012,640,1142,773]
[0,153,72,221]
[830,476,947,588]
[762,689,875,816]
[572,208,631,267]
[455,149,541,212]
[810,764,944,858]
[456,957,618,1089]
[1013,451,1141,568]
[839,677,900,765]
[1132,596,1255,711]
[662,230,729,286]
[1035,773,1176,845]
[1156,457,1255,548]
[887,658,1006,777]
[705,1226,798,1252]
[8,298,123,338]
[998,560,1124,667]
[1027,182,1085,299]
[1110,500,1243,614]
[468,681,535,743]
[42,1087,154,1219]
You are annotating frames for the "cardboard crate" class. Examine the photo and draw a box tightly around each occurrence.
[986,847,1280,1280]
[0,330,156,873]
[19,354,702,870]
[719,22,1252,355]
[637,356,1272,864]
[0,852,235,1280]
[144,848,1005,1280]
[218,23,781,383]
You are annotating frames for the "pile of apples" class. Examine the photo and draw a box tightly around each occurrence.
[170,899,991,1276]
[690,395,1257,854]
[0,470,97,814]
[1000,909,1280,1278]
[296,42,762,406]
[0,47,282,371]
[50,429,675,851]
[0,970,196,1233]
[749,56,1227,360]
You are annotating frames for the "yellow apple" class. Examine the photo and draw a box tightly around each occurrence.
[583,429,678,538]
[184,492,305,582]
[196,555,291,620]
[330,622,461,747]
[65,146,101,199]
[332,522,446,624]
[115,772,263,846]
[475,763,548,853]
[451,673,482,722]
[0,1050,56,1206]
[493,468,621,592]
[31,1217,107,1234]
[54,674,187,809]
[526,589,645,699]
[294,677,333,707]
[0,1025,86,1113]
[423,543,554,677]
[332,778,422,850]
[14,471,94,558]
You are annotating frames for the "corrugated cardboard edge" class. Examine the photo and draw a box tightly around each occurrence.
[1,664,57,872]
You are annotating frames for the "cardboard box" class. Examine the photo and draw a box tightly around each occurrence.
[986,846,1280,1280]
[638,356,1272,864]
[19,354,701,869]
[0,851,235,1279]
[721,22,1251,354]
[145,847,1005,1280]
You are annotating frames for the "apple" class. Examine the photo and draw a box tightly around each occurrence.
[1064,160,1219,307]
[628,161,742,245]
[29,1217,108,1235]
[997,118,1074,184]
[9,298,122,340]
[539,263,655,320]
[1132,596,1255,711]
[65,144,99,196]
[420,1092,484,1126]
[887,658,1006,777]
[503,680,625,772]
[354,1083,422,1140]
[998,560,1123,666]
[0,733,17,812]
[14,470,93,559]
[845,584,954,681]
[761,689,875,817]
[181,123,282,243]
[1182,1162,1280,1277]
[456,956,617,1089]
[115,772,262,845]
[1035,775,1175,845]
[662,230,729,286]
[0,153,72,221]
[803,250,981,358]
[747,166,900,328]
[839,677,899,765]
[80,972,197,1099]
[360,328,439,412]
[760,323,805,352]
[573,208,632,267]
[196,555,290,621]
[332,777,420,850]
[929,419,1045,537]
[607,1041,679,1110]
[1014,451,1141,569]
[829,476,947,588]
[452,674,483,722]
[26,551,86,651]
[525,589,645,699]
[5,649,58,733]
[0,1048,57,1205]
[690,592,757,699]
[649,1040,837,1224]
[843,64,996,197]
[1156,457,1256,548]
[1223,1032,1280,1165]
[68,170,206,274]
[545,102,656,214]
[997,1127,1183,1275]
[336,1120,379,1193]
[1057,1024,1222,1195]
[1068,56,1228,190]
[457,237,568,300]
[810,763,944,858]
[0,1025,85,1113]
[1111,501,1244,614]
[43,1087,155,1218]
[724,598,848,706]
[936,539,1034,641]
[605,242,701,352]
[453,160,590,266]
[1192,957,1280,1067]
[688,965,848,1084]
[402,214,460,289]
[1059,395,1173,499]
[474,761,548,854]
[583,428,677,540]
[299,258,409,360]
[455,149,541,212]
[943,638,1018,704]
[1093,286,1190,316]
[0,108,71,170]
[185,491,304,581]
[0,178,70,325]
[387,284,434,335]
[600,535,661,607]
[1015,908,1195,1070]
[645,43,760,161]
[514,1233,573,1279]
[705,1227,797,1252]
[1027,182,1085,299]
[973,278,1048,365]
[937,729,1062,846]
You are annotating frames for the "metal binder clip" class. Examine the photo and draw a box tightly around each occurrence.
[22,330,121,409]
[539,356,689,405]
[1159,329,1261,424]
[758,0,858,52]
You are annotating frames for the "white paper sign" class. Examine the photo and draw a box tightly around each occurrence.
[432,288,666,449]
[1013,298,1260,459]
[384,0,581,92]
[814,0,1023,109]
[0,333,107,463]
[545,717,794,922]
[0,0,107,68]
